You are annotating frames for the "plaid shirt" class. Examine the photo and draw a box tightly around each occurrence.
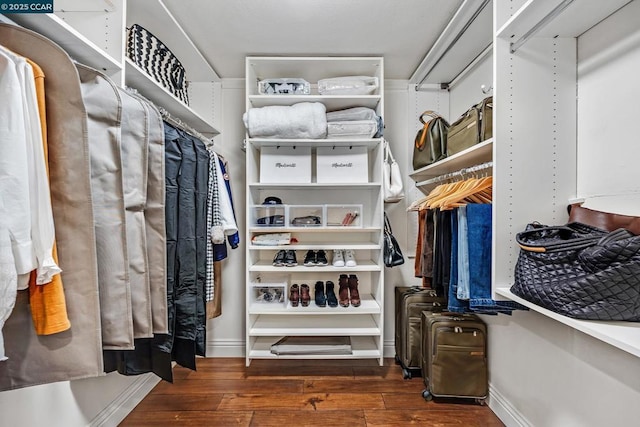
[205,148,222,302]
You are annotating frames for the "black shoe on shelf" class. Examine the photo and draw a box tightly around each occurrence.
[314,281,327,307]
[303,250,317,266]
[325,280,338,307]
[315,250,328,266]
[284,250,298,267]
[272,249,287,266]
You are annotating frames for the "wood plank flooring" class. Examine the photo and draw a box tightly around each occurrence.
[120,358,505,427]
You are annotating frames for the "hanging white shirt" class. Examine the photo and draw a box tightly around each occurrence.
[0,47,60,287]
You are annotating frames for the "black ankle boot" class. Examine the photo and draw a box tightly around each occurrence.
[325,281,338,307]
[314,281,327,307]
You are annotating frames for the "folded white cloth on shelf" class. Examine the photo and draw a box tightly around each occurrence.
[243,102,327,139]
[326,106,378,122]
[327,120,378,139]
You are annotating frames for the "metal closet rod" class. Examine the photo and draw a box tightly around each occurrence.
[415,161,493,187]
[158,107,214,147]
[510,0,575,54]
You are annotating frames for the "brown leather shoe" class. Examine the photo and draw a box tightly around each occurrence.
[290,284,300,307]
[348,274,361,307]
[338,274,350,307]
[300,284,311,307]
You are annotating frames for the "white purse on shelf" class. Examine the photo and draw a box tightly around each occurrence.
[383,139,404,203]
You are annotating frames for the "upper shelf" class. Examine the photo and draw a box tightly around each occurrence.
[127,0,219,82]
[125,59,219,135]
[497,0,632,43]
[248,138,381,150]
[247,95,381,111]
[4,12,121,74]
[410,138,493,188]
[496,288,640,358]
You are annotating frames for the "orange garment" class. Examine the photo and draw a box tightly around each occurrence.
[26,57,70,335]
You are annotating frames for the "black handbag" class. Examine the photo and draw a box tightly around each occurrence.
[383,213,405,267]
[412,111,449,170]
[126,24,189,105]
[511,222,640,321]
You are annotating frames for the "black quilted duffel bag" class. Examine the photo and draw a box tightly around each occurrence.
[511,222,640,321]
[126,24,189,105]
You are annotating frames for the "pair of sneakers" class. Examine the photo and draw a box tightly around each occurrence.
[272,249,297,267]
[332,249,356,267]
[303,250,328,266]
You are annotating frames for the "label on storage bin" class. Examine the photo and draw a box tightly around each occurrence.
[260,146,312,183]
[316,146,368,183]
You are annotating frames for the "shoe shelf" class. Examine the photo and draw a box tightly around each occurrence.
[249,315,381,336]
[248,336,382,360]
[248,243,380,251]
[249,294,381,315]
[249,260,381,273]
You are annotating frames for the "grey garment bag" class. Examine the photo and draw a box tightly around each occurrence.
[117,87,154,339]
[76,63,135,349]
[0,23,103,390]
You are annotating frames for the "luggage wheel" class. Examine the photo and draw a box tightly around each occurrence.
[402,368,411,380]
[394,355,401,365]
[422,389,432,401]
[475,398,486,406]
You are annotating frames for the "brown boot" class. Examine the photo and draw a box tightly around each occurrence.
[300,284,311,307]
[348,274,361,307]
[338,274,350,307]
[290,284,300,307]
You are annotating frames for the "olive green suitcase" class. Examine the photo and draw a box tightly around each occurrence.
[421,311,488,403]
[394,286,446,379]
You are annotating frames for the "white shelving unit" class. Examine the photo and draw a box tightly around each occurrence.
[245,56,385,366]
[2,0,220,136]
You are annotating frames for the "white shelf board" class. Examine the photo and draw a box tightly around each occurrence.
[249,294,381,315]
[409,138,493,185]
[248,183,380,190]
[249,314,381,336]
[248,243,380,251]
[249,227,380,234]
[125,59,219,135]
[127,0,219,81]
[247,56,383,84]
[249,138,381,150]
[249,260,381,273]
[496,288,640,358]
[7,13,121,73]
[497,0,631,41]
[248,336,381,359]
[248,95,381,111]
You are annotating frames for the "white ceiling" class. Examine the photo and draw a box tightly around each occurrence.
[163,0,465,80]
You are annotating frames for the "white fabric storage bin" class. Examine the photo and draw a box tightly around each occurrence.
[260,146,312,183]
[316,146,368,183]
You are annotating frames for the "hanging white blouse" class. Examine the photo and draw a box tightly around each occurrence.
[211,151,239,237]
[0,226,17,362]
[0,47,60,287]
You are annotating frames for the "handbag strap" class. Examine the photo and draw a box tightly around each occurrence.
[384,212,393,235]
[516,225,604,253]
[384,139,396,164]
[419,110,441,125]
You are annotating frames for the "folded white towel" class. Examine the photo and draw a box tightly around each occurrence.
[243,102,327,139]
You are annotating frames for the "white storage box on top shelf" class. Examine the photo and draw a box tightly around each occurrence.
[316,146,368,183]
[260,146,312,183]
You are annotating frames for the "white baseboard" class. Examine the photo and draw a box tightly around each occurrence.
[89,373,161,427]
[488,383,531,427]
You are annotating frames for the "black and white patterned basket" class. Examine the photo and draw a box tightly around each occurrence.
[126,24,189,105]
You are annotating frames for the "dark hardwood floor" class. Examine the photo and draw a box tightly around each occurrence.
[120,358,505,426]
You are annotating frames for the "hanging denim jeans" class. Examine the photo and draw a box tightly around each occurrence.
[448,208,469,313]
[456,206,470,300]
[466,203,523,314]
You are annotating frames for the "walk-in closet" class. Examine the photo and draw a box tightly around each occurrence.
[1,1,639,426]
